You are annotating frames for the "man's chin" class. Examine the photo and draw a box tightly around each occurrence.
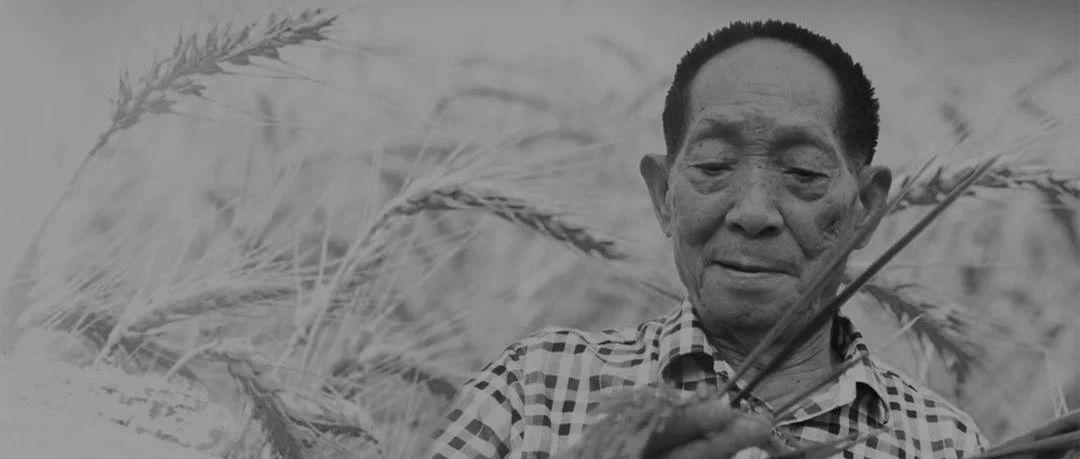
[695,286,798,330]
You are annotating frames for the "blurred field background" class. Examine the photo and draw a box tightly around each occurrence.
[0,0,1077,457]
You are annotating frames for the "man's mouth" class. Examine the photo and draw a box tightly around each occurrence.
[714,260,788,275]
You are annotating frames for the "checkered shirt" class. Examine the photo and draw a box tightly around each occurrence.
[429,300,987,458]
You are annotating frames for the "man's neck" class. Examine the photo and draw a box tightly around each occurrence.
[704,318,842,409]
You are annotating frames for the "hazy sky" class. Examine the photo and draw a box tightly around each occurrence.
[0,0,1076,286]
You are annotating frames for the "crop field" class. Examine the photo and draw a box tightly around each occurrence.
[0,1,1077,457]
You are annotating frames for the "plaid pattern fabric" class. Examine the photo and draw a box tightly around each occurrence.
[429,300,987,458]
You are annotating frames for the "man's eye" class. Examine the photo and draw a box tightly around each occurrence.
[693,163,733,176]
[787,168,828,183]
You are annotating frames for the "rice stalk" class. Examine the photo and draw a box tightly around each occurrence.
[3,8,341,340]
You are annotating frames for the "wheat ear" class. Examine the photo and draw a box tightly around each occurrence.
[225,356,306,459]
[291,181,631,353]
[214,341,379,458]
[555,385,688,459]
[89,284,295,365]
[367,183,627,261]
[128,284,296,334]
[891,162,1079,213]
[857,278,981,380]
[2,8,340,343]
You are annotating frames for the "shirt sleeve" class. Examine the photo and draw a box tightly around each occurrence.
[428,344,527,459]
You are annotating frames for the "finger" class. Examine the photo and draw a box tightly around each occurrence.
[644,399,737,454]
[657,413,773,459]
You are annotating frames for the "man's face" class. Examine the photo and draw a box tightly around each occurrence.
[642,39,890,334]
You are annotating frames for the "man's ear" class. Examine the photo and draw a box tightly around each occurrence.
[640,154,673,237]
[853,165,893,249]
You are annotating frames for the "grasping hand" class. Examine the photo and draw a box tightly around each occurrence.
[642,399,773,459]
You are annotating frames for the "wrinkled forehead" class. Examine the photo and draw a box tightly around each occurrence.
[682,39,849,161]
[691,38,842,105]
[687,39,841,122]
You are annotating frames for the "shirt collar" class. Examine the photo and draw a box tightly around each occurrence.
[783,314,891,427]
[656,299,720,382]
[655,298,890,426]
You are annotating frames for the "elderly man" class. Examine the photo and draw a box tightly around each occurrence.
[429,20,986,459]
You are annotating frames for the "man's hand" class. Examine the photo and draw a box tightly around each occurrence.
[641,399,773,459]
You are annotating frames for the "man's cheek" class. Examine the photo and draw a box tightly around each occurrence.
[670,199,718,245]
[788,203,850,263]
[819,206,847,240]
[674,240,705,295]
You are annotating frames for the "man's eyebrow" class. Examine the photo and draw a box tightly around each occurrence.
[685,116,742,146]
[685,113,840,159]
[771,125,838,159]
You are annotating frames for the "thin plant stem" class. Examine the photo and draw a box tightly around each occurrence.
[971,431,1080,459]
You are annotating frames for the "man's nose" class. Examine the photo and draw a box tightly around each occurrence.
[723,174,783,238]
